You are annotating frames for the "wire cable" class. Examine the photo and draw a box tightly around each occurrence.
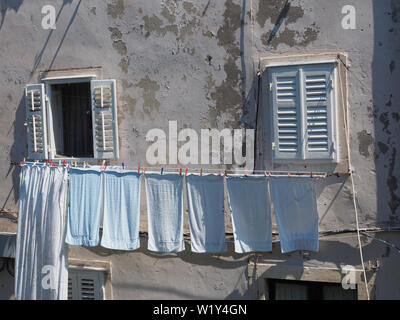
[338,56,370,299]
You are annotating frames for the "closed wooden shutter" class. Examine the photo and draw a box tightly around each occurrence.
[303,64,335,160]
[90,80,119,159]
[24,84,48,159]
[68,269,105,300]
[270,67,301,160]
[269,63,337,162]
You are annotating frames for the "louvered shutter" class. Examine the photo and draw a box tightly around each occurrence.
[90,80,119,159]
[270,67,301,160]
[302,64,335,160]
[24,84,48,159]
[68,270,105,300]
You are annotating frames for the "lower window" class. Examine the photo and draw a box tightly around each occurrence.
[68,268,105,300]
[267,279,357,300]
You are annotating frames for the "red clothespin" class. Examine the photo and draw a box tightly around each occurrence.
[21,158,26,166]
[185,168,188,176]
[244,170,248,177]
[143,168,147,175]
[45,159,48,166]
[310,171,313,178]
[51,161,55,168]
[138,165,140,174]
[200,168,203,176]
[63,160,66,167]
[225,170,228,177]
[180,168,182,176]
[104,164,107,171]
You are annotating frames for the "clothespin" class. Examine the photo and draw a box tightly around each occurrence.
[51,161,55,168]
[185,168,188,176]
[161,168,164,175]
[310,171,313,178]
[138,166,140,174]
[200,168,203,176]
[244,170,248,177]
[45,159,48,166]
[58,160,61,167]
[180,168,182,176]
[122,162,125,170]
[225,170,228,177]
[264,171,267,176]
[22,158,26,166]
[219,169,222,176]
[288,172,291,177]
[74,161,77,168]
[102,160,105,170]
[143,168,147,175]
[63,160,66,167]
[268,172,271,177]
[104,163,107,171]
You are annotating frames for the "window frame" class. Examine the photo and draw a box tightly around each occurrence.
[261,54,342,165]
[44,75,97,161]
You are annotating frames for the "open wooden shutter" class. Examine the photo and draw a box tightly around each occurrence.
[24,84,48,159]
[90,80,119,159]
[302,64,335,160]
[270,67,301,161]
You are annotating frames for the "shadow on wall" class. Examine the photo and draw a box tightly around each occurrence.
[3,0,80,210]
[0,0,24,30]
[372,0,400,226]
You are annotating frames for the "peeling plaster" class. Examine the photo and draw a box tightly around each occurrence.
[357,130,374,157]
[136,76,161,115]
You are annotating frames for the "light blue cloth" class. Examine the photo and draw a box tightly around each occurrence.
[226,176,272,253]
[270,177,319,253]
[186,175,226,253]
[66,168,103,246]
[101,170,141,250]
[145,174,184,252]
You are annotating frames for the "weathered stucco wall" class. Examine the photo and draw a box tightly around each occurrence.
[0,0,399,299]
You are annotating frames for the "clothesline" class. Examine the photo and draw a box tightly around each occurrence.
[10,160,351,178]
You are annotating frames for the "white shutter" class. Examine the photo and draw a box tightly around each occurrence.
[90,79,119,159]
[302,64,335,160]
[68,269,105,300]
[24,84,48,159]
[270,67,301,160]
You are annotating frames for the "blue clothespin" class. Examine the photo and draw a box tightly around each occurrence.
[161,168,164,175]
[122,162,125,170]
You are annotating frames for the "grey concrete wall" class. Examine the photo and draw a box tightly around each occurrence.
[0,0,399,299]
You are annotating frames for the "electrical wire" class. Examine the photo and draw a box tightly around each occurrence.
[338,56,370,300]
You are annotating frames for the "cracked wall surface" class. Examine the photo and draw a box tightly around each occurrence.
[0,0,399,299]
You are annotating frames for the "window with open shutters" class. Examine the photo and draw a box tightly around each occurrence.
[269,63,338,163]
[68,268,105,300]
[24,78,119,160]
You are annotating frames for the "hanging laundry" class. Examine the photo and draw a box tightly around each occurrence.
[15,166,68,300]
[66,168,103,246]
[186,175,226,253]
[101,170,142,250]
[145,174,184,252]
[270,177,319,253]
[226,176,272,253]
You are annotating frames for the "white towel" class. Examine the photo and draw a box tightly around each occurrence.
[226,176,272,253]
[145,174,185,252]
[270,177,319,253]
[186,175,226,253]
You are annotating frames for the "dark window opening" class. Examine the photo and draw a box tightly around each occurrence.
[267,279,357,300]
[50,82,93,158]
